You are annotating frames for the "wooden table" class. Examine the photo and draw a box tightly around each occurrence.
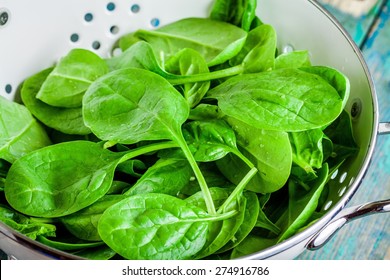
[1,0,389,261]
[297,0,390,260]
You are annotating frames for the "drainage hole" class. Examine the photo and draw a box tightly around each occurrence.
[84,12,94,22]
[351,98,362,119]
[150,18,160,27]
[110,25,119,35]
[107,2,116,12]
[130,4,140,13]
[92,41,101,50]
[5,84,12,94]
[70,33,80,43]
[0,10,9,26]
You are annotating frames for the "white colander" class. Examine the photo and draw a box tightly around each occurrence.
[0,0,389,260]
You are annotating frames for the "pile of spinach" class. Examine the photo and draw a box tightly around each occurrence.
[0,0,358,260]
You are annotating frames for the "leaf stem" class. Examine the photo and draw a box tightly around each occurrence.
[174,134,217,215]
[168,64,244,85]
[218,167,258,214]
[118,141,178,164]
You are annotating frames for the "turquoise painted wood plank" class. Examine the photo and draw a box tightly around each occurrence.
[297,2,390,260]
[318,0,387,47]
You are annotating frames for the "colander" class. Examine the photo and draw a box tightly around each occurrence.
[0,0,389,260]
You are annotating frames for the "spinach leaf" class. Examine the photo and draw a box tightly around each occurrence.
[277,164,329,242]
[275,50,312,69]
[164,48,210,108]
[189,104,224,121]
[230,235,277,258]
[20,67,91,135]
[61,195,126,241]
[218,117,292,193]
[36,49,109,108]
[37,235,104,251]
[229,24,277,73]
[0,204,56,239]
[210,0,257,32]
[4,141,125,217]
[216,191,260,253]
[124,158,192,196]
[289,129,324,174]
[0,96,51,163]
[324,110,358,169]
[4,140,177,218]
[98,193,232,260]
[83,68,217,214]
[133,18,247,67]
[207,67,346,132]
[183,120,249,164]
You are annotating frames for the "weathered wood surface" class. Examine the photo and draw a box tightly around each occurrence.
[297,0,390,260]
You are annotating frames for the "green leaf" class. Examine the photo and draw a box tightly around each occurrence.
[165,48,210,108]
[0,204,56,239]
[134,18,247,67]
[278,164,329,242]
[230,24,277,73]
[275,50,312,69]
[4,141,124,217]
[98,193,210,260]
[218,117,292,193]
[61,195,126,241]
[0,96,51,163]
[124,158,192,196]
[83,68,189,144]
[207,67,346,132]
[210,0,257,31]
[289,129,324,173]
[37,49,109,108]
[183,120,239,162]
[20,67,91,135]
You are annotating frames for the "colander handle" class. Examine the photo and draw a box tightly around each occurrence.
[378,122,390,135]
[306,199,390,250]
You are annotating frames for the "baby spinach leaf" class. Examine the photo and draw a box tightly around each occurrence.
[216,191,259,253]
[20,67,91,135]
[36,49,108,108]
[0,96,51,163]
[98,193,213,260]
[195,196,246,259]
[275,50,312,69]
[164,48,210,108]
[61,195,126,241]
[189,104,224,121]
[230,24,277,73]
[124,158,192,196]
[218,117,292,193]
[106,41,169,77]
[300,66,350,109]
[289,129,324,173]
[183,120,242,162]
[207,67,345,132]
[210,0,257,31]
[230,234,277,258]
[277,164,329,242]
[83,68,189,145]
[83,68,216,214]
[37,235,104,251]
[134,18,247,67]
[4,141,125,218]
[0,204,56,239]
[37,49,109,108]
